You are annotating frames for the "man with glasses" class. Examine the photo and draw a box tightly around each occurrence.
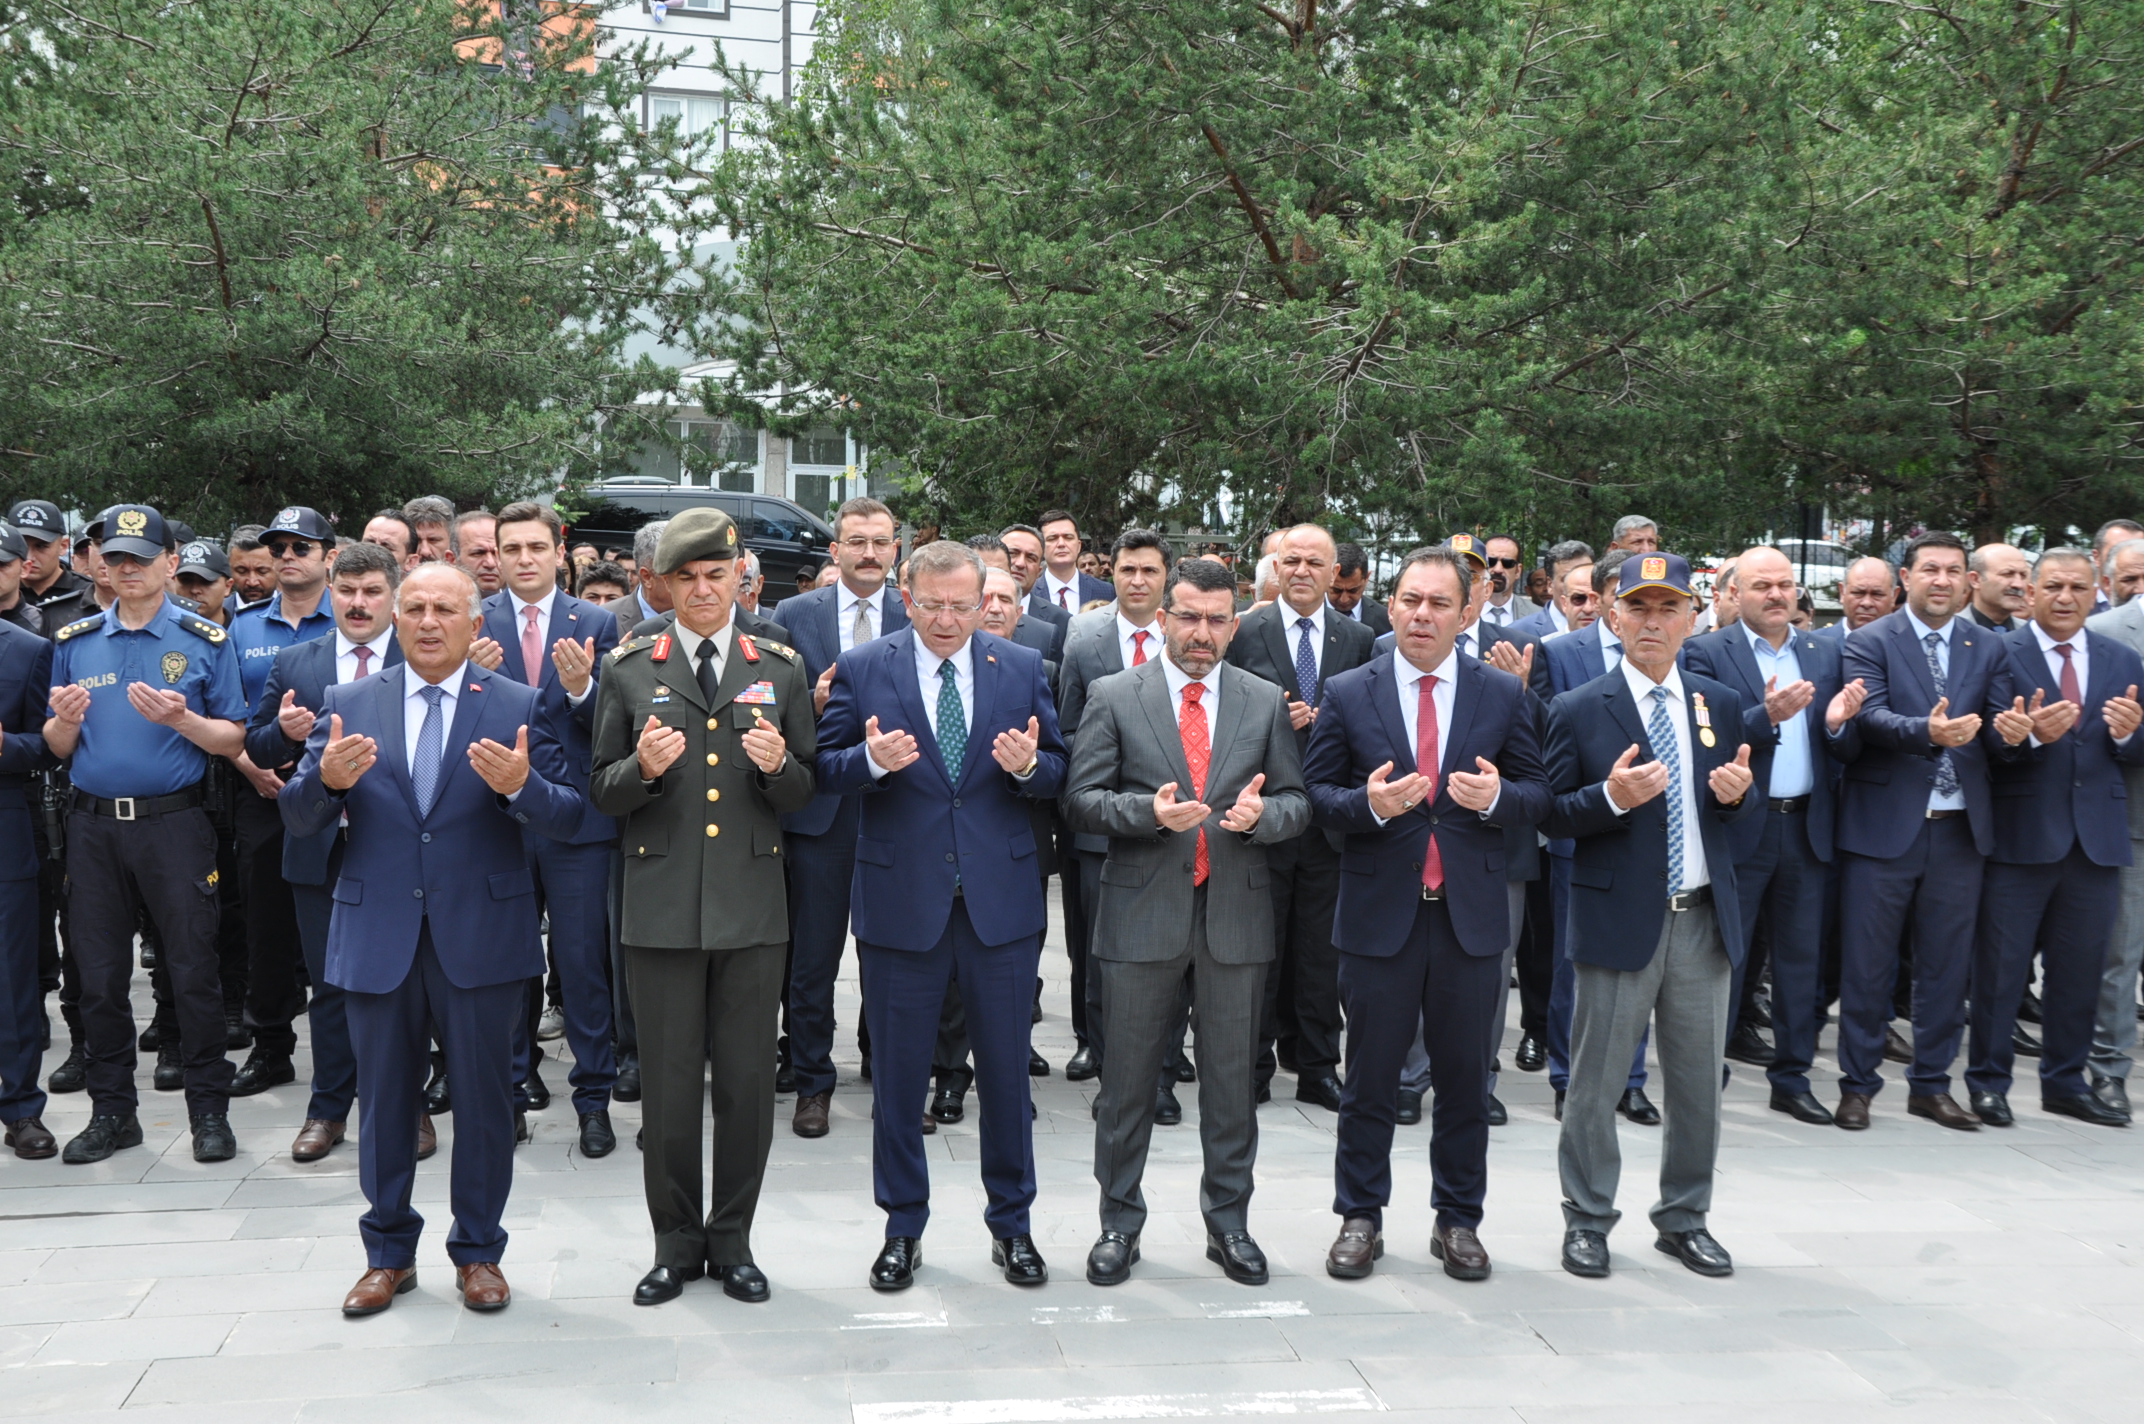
[1476,536,1538,629]
[1328,543,1391,637]
[1514,542,1597,639]
[1002,524,1072,659]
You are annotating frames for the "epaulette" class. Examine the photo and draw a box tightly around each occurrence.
[610,635,653,663]
[755,639,800,663]
[54,615,103,643]
[177,613,228,644]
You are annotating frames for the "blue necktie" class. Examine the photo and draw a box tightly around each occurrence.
[1647,687,1684,896]
[1922,631,1961,798]
[1294,617,1320,706]
[413,684,445,817]
[936,660,967,783]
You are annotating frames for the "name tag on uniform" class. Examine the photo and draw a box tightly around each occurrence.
[734,682,778,706]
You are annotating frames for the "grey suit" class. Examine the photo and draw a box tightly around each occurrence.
[2088,598,2144,1081]
[1064,659,1309,1237]
[1056,607,1141,1055]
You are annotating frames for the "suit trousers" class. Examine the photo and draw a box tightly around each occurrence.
[860,904,1040,1240]
[1731,806,1826,1097]
[0,855,43,1122]
[514,837,616,1115]
[344,922,520,1268]
[1968,845,2119,1100]
[1262,830,1345,1076]
[627,942,782,1269]
[1402,883,1523,1096]
[1335,896,1501,1232]
[1093,888,1265,1237]
[608,844,636,1061]
[1559,900,1731,1236]
[235,796,304,1054]
[1836,817,1982,1097]
[68,807,233,1117]
[1546,855,1649,1094]
[289,836,357,1123]
[1058,837,1094,1046]
[785,797,864,1099]
[2089,854,2144,1081]
[1517,874,1553,1041]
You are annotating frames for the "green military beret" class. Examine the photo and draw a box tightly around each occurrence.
[654,507,741,575]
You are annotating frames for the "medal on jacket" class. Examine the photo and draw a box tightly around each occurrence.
[1693,691,1716,748]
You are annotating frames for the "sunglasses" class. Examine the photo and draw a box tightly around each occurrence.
[266,539,316,558]
[1485,556,1522,569]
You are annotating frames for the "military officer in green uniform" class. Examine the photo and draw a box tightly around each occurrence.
[590,508,815,1308]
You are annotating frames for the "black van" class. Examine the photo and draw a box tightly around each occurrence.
[562,478,834,606]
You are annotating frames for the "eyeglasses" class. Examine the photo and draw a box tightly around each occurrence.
[912,600,980,618]
[266,539,316,558]
[1485,556,1522,569]
[1568,592,1599,606]
[839,537,895,554]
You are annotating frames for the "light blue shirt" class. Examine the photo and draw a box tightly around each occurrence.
[1744,625,1814,798]
[1904,608,1965,812]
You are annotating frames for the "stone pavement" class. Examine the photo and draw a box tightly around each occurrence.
[5,896,2142,1423]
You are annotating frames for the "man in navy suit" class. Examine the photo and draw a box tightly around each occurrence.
[1545,552,1757,1280]
[1305,546,1551,1282]
[776,497,910,1137]
[1966,550,2144,1128]
[474,503,622,1158]
[1511,541,1598,641]
[815,541,1069,1292]
[0,619,54,1159]
[1680,546,1865,1124]
[283,563,582,1318]
[1001,524,1071,659]
[1834,532,2007,1131]
[245,542,403,1163]
[1037,510,1115,612]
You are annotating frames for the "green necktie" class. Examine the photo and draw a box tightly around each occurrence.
[936,659,966,782]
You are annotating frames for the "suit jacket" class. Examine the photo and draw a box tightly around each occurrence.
[1838,609,2005,859]
[480,591,621,845]
[1374,620,1551,702]
[1983,625,2144,867]
[1345,598,1393,638]
[1019,594,1072,660]
[1543,669,1758,971]
[1679,624,1860,864]
[1305,652,1550,958]
[1228,602,1379,755]
[2087,599,2144,841]
[1033,572,1114,614]
[281,664,583,993]
[1008,615,1057,660]
[1510,606,1562,640]
[246,632,406,884]
[0,623,54,881]
[1055,609,1149,854]
[773,581,908,836]
[1063,661,1308,964]
[816,629,1068,951]
[1965,604,2020,634]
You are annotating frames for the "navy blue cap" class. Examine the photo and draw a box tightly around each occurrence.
[0,522,24,564]
[1616,552,1695,599]
[177,540,230,579]
[1441,534,1488,570]
[7,501,66,541]
[262,506,335,542]
[98,505,175,560]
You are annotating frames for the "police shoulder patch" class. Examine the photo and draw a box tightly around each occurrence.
[178,614,227,644]
[54,615,102,643]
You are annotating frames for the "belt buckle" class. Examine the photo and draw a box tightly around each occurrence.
[1420,886,1444,901]
[1668,889,1697,913]
[113,797,136,822]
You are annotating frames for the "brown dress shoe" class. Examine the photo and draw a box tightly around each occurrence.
[342,1267,417,1317]
[1883,1025,1913,1064]
[1835,1092,1872,1130]
[292,1119,346,1162]
[417,1114,438,1162]
[1431,1224,1491,1281]
[793,1092,831,1138]
[456,1261,510,1311]
[4,1116,57,1160]
[1325,1216,1383,1279]
[1906,1092,1980,1131]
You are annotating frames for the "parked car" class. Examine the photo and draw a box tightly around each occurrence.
[560,477,835,606]
[1772,538,1854,614]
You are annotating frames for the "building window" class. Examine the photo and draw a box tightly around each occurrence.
[626,418,758,490]
[649,0,729,17]
[792,426,848,468]
[646,92,727,150]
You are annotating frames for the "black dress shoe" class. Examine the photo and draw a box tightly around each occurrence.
[992,1233,1048,1285]
[633,1262,703,1306]
[46,1044,87,1094]
[139,942,156,969]
[1255,1081,1271,1104]
[871,1237,921,1290]
[2018,985,2043,1025]
[1562,1228,1610,1278]
[153,1042,184,1092]
[225,1011,253,1051]
[2092,1075,2133,1122]
[1153,1084,1182,1125]
[2012,1023,2043,1058]
[1172,1056,1197,1084]
[1618,1087,1661,1125]
[137,1020,163,1052]
[1971,1090,2012,1126]
[1206,1231,1268,1286]
[1514,1034,1546,1072]
[774,1060,797,1095]
[64,1113,144,1164]
[229,1048,295,1097]
[930,1080,967,1124]
[190,1112,236,1163]
[1086,1231,1140,1285]
[1724,1023,1774,1067]
[1065,1046,1098,1081]
[1029,1049,1050,1077]
[425,1069,452,1115]
[1554,1089,1565,1121]
[1656,1228,1733,1276]
[714,1263,770,1302]
[522,1063,551,1110]
[1883,1024,1914,1064]
[578,1110,616,1158]
[2046,1091,2129,1127]
[1485,1093,1508,1127]
[1769,1088,1835,1125]
[514,1111,531,1144]
[612,1057,641,1103]
[860,1053,872,1082]
[1296,1070,1343,1112]
[1395,1089,1422,1125]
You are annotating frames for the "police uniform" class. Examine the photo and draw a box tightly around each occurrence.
[8,501,96,631]
[49,508,247,1149]
[0,523,43,639]
[588,508,815,1303]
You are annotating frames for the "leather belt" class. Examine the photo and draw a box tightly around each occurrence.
[1667,884,1713,913]
[73,788,204,822]
[1927,809,1963,821]
[1770,797,1807,814]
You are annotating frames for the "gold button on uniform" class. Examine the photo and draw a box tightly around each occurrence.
[706,824,720,838]
[707,718,718,730]
[706,788,720,802]
[706,753,719,766]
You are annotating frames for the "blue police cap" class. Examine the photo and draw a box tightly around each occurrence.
[1616,551,1695,599]
[100,505,174,561]
[7,501,66,541]
[263,506,335,543]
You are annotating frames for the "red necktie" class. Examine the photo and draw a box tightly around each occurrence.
[1181,682,1210,886]
[1058,586,1070,609]
[353,645,372,680]
[1131,630,1150,665]
[521,606,544,686]
[2056,643,2082,705]
[1417,674,1443,891]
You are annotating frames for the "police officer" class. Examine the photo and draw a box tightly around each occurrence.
[589,508,816,1307]
[0,524,45,637]
[0,612,56,1158]
[44,505,248,1164]
[8,501,95,629]
[175,542,236,624]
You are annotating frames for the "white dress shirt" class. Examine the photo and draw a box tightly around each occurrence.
[1372,647,1501,823]
[1454,618,1487,662]
[1044,571,1081,611]
[1905,608,1966,812]
[1161,652,1220,731]
[1611,659,1709,890]
[404,663,467,778]
[838,583,888,655]
[671,618,732,687]
[1283,601,1327,678]
[1335,601,1364,623]
[2027,619,2133,748]
[869,633,983,782]
[1481,595,1517,627]
[1115,611,1161,670]
[335,629,394,685]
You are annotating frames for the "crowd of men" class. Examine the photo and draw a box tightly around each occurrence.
[2,490,2142,1314]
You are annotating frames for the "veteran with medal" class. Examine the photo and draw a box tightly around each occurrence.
[590,509,816,1308]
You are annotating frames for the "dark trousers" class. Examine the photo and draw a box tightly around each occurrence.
[36,837,77,1042]
[290,840,357,1124]
[0,831,43,1121]
[1546,854,1648,1093]
[236,797,303,1054]
[1334,896,1501,1232]
[1058,840,1093,1046]
[514,837,616,1115]
[1836,816,1982,1097]
[628,942,782,1269]
[1968,845,2118,1100]
[68,806,232,1117]
[608,846,635,1060]
[785,799,863,1099]
[860,904,1039,1240]
[1262,830,1344,1077]
[1730,806,1826,1096]
[1516,874,1553,1041]
[345,923,519,1269]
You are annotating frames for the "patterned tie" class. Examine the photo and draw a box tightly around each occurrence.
[1131,630,1150,666]
[413,684,445,818]
[1922,631,1961,798]
[1057,585,1069,610]
[521,605,544,686]
[1417,674,1444,891]
[850,597,872,651]
[936,660,966,782]
[1295,617,1320,704]
[1647,687,1684,896]
[352,645,372,679]
[1487,604,1506,626]
[1180,682,1211,886]
[2056,642,2082,705]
